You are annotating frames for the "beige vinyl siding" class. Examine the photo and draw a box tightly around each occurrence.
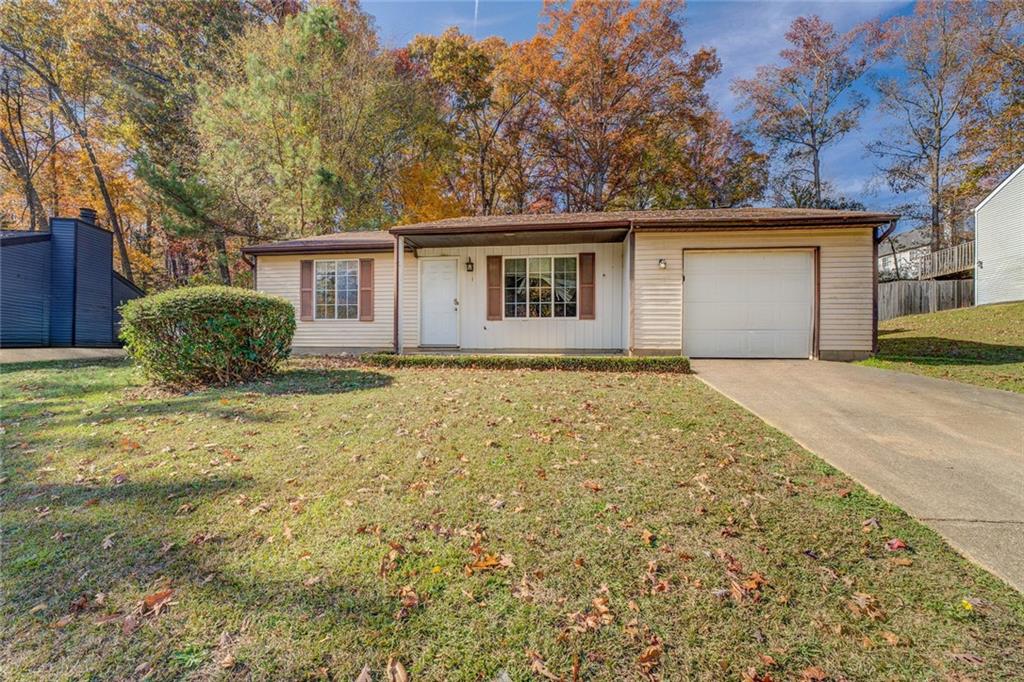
[403,243,623,350]
[975,165,1024,305]
[633,228,875,354]
[256,251,397,349]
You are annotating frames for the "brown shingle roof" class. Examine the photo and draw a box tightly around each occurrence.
[241,230,395,255]
[390,208,898,235]
[243,208,899,254]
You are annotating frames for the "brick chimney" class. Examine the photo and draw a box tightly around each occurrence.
[78,207,97,224]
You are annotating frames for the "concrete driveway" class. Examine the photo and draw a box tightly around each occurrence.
[693,359,1024,592]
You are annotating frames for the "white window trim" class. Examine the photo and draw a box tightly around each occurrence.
[313,258,360,321]
[502,254,580,320]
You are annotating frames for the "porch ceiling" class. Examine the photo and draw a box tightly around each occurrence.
[402,227,629,248]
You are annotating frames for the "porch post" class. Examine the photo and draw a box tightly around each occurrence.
[394,235,405,353]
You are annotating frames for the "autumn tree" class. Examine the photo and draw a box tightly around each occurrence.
[521,0,718,212]
[193,4,436,243]
[865,2,990,250]
[1,0,135,278]
[733,15,867,209]
[0,53,58,231]
[641,108,767,209]
[958,1,1024,196]
[409,28,535,216]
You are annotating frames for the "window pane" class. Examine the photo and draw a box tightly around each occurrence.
[315,261,336,318]
[334,260,359,319]
[528,257,552,318]
[552,256,577,317]
[504,258,527,316]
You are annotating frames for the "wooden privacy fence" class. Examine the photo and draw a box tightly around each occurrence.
[878,280,974,321]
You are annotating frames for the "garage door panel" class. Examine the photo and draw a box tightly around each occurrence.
[683,250,813,359]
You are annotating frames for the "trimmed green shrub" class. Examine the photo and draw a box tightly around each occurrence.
[120,286,295,386]
[361,352,690,373]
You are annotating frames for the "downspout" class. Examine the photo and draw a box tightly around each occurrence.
[627,221,636,355]
[393,235,404,353]
[873,219,898,354]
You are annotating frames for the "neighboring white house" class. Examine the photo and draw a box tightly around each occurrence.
[243,208,897,361]
[974,163,1024,305]
[877,226,931,280]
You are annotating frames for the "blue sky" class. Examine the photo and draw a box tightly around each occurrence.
[363,0,917,221]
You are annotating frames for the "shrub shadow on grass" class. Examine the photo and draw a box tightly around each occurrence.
[3,477,245,514]
[244,367,393,396]
[876,336,1024,365]
[2,476,249,605]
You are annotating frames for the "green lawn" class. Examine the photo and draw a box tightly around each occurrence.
[863,301,1024,393]
[2,358,1022,681]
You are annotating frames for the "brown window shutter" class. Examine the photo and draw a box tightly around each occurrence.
[299,260,314,321]
[359,258,374,321]
[579,252,595,320]
[486,255,502,320]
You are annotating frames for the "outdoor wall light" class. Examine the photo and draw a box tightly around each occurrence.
[466,257,474,272]
[658,258,667,269]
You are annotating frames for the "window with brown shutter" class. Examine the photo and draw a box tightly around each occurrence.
[359,258,374,321]
[486,255,502,320]
[299,260,313,321]
[579,252,595,320]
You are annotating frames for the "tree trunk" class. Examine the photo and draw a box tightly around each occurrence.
[48,88,58,216]
[214,228,231,285]
[80,136,134,281]
[812,149,822,208]
[0,129,46,231]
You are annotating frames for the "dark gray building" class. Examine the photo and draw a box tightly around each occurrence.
[1,209,144,347]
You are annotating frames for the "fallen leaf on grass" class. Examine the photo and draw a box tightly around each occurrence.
[568,596,614,633]
[881,631,901,646]
[220,654,235,669]
[846,592,885,621]
[355,665,372,682]
[142,589,174,615]
[637,635,663,680]
[800,666,828,681]
[512,575,535,602]
[386,657,409,682]
[581,480,603,493]
[394,585,420,620]
[861,517,880,532]
[464,553,512,576]
[885,538,908,551]
[526,650,560,680]
[248,502,272,516]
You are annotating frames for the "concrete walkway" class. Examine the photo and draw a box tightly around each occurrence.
[0,347,125,365]
[693,359,1024,592]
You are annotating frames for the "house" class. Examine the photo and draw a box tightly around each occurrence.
[242,208,897,360]
[0,209,144,347]
[877,226,931,280]
[974,163,1024,305]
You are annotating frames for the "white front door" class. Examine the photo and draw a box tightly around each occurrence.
[683,249,814,358]
[420,258,459,346]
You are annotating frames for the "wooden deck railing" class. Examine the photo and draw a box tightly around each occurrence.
[919,240,975,280]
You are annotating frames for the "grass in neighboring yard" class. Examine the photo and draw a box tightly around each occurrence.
[862,301,1024,393]
[2,358,1022,681]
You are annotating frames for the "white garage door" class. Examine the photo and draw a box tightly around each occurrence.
[683,250,814,358]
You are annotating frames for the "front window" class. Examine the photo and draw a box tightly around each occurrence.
[504,256,577,318]
[315,260,358,319]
